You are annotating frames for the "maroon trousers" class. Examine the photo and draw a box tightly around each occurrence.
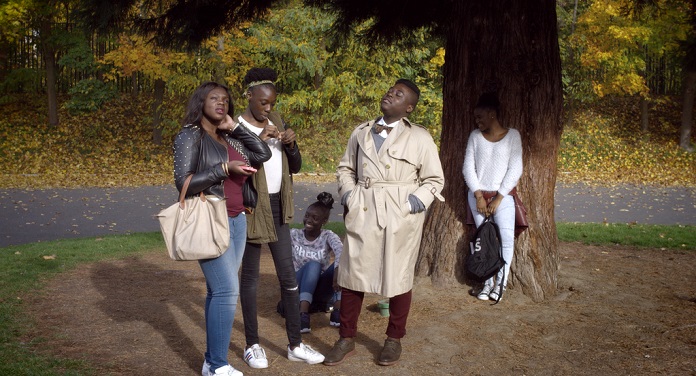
[339,288,413,339]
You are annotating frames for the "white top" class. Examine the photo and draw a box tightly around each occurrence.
[290,228,343,272]
[238,116,283,194]
[462,128,523,196]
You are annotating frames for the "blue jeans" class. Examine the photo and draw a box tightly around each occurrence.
[200,214,246,372]
[296,262,340,304]
[467,190,515,288]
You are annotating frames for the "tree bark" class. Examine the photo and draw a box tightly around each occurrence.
[131,71,139,98]
[40,18,59,127]
[416,0,563,301]
[680,70,695,151]
[152,78,165,145]
[214,36,226,84]
[640,96,649,132]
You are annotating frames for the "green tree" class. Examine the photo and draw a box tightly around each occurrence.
[100,33,191,143]
[1,0,94,126]
[237,1,444,170]
[570,0,691,130]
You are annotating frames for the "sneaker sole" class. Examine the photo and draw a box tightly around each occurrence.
[323,349,355,366]
[244,361,269,369]
[288,354,325,364]
[329,321,340,327]
[300,328,311,333]
[243,356,268,369]
[477,294,490,301]
[378,358,400,366]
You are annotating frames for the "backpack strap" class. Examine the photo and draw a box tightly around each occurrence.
[490,215,506,305]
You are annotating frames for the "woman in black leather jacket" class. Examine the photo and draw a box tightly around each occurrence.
[172,81,271,376]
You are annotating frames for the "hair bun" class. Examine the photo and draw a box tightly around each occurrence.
[316,192,334,209]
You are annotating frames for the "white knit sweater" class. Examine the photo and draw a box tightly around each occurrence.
[462,128,523,196]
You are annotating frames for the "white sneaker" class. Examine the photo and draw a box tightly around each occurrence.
[202,360,210,376]
[287,343,325,364]
[489,285,505,302]
[243,344,268,369]
[208,364,243,376]
[477,284,493,300]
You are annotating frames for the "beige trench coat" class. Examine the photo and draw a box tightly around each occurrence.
[336,117,445,297]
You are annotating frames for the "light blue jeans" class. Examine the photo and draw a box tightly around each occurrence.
[199,213,246,372]
[296,261,341,304]
[467,190,515,288]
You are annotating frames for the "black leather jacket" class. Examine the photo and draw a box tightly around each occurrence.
[173,124,272,198]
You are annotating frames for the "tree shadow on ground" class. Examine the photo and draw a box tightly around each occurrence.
[91,256,204,373]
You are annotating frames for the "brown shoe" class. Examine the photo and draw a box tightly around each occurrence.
[323,338,356,366]
[378,338,402,366]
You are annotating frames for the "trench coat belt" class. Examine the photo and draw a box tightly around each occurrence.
[356,177,418,228]
[356,177,417,189]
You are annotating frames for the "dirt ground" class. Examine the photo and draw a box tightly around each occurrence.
[28,242,695,376]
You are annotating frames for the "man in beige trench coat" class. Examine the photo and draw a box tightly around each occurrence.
[324,79,445,367]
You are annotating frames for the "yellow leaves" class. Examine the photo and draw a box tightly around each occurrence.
[0,94,175,189]
[574,0,690,98]
[100,33,190,80]
[558,98,696,187]
[429,48,445,68]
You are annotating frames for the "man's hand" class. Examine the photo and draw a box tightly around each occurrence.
[281,128,296,147]
[332,266,340,291]
[259,124,279,141]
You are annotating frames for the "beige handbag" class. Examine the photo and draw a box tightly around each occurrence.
[157,175,230,261]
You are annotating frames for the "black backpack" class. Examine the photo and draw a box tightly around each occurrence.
[467,216,506,299]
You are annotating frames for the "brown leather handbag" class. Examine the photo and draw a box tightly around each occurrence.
[465,187,528,238]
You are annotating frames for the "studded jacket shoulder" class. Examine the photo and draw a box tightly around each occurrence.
[172,124,271,198]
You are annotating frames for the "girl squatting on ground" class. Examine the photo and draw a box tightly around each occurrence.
[290,192,343,333]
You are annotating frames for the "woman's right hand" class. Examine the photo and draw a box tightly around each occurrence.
[227,160,254,176]
[476,195,488,215]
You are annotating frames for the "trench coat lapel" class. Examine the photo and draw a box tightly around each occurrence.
[357,120,384,179]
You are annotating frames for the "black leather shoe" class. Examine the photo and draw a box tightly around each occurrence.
[378,338,402,366]
[323,338,355,366]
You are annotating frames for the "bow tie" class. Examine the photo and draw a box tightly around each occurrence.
[373,123,394,134]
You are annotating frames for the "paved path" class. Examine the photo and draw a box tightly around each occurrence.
[0,182,693,248]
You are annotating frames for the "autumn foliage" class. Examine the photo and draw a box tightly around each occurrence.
[0,93,692,189]
[559,97,695,186]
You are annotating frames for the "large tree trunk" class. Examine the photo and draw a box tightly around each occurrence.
[416,0,563,301]
[680,70,695,151]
